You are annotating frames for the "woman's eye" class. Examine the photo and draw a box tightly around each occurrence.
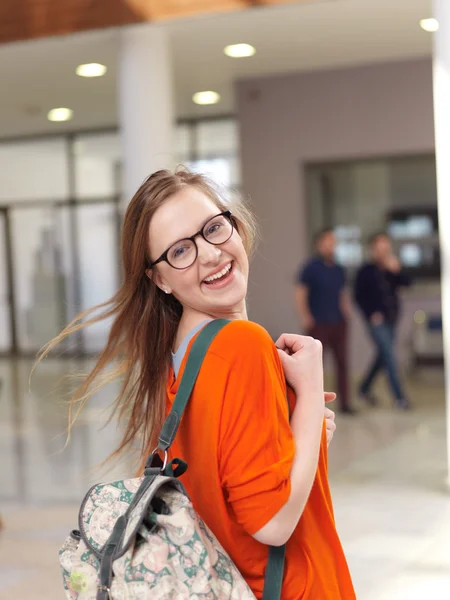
[207,223,221,235]
[173,246,187,258]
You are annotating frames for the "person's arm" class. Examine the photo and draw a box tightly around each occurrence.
[253,397,324,546]
[396,271,412,287]
[253,334,324,547]
[354,268,367,315]
[218,323,324,548]
[294,284,315,331]
[383,255,411,287]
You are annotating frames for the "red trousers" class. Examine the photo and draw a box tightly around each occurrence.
[308,321,349,410]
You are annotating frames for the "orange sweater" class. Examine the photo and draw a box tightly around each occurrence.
[166,320,355,599]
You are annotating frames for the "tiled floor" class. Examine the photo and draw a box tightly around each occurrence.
[0,358,449,599]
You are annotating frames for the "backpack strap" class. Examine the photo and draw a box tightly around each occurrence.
[155,318,231,453]
[262,545,286,600]
[150,318,287,600]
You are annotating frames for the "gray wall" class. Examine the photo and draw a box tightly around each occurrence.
[237,58,437,375]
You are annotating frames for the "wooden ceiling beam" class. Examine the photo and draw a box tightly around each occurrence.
[0,0,306,45]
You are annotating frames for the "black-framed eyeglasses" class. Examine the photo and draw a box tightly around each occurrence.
[149,210,235,270]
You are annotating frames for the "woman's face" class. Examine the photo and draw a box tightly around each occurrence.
[147,186,249,320]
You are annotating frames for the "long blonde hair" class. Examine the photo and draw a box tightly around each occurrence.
[35,168,257,464]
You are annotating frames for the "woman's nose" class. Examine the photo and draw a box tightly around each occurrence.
[196,237,221,264]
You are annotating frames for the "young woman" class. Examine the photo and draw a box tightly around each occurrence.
[40,168,355,599]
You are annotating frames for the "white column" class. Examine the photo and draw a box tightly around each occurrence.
[119,23,174,204]
[433,0,450,483]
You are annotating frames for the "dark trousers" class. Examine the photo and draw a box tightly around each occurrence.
[360,322,405,401]
[308,321,349,410]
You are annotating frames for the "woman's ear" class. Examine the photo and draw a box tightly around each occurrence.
[146,268,172,295]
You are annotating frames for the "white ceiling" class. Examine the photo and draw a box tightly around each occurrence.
[0,0,433,138]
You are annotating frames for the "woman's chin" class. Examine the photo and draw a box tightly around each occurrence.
[212,290,248,317]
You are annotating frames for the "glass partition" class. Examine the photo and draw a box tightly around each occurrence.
[0,212,11,351]
[76,203,119,353]
[0,138,69,202]
[73,132,121,199]
[306,155,438,278]
[10,206,67,352]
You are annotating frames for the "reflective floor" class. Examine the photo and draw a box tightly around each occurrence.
[0,358,449,599]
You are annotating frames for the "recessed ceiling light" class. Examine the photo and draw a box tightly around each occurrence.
[192,91,220,105]
[76,63,108,77]
[47,108,73,122]
[420,18,439,32]
[224,43,256,58]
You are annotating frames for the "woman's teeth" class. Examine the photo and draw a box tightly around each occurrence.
[203,263,232,283]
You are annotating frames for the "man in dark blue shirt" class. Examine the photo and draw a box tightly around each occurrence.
[354,232,411,409]
[296,229,355,414]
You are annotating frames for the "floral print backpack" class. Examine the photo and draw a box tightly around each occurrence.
[59,320,286,600]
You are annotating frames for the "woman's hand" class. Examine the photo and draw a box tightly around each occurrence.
[323,391,336,446]
[325,405,336,446]
[383,254,401,273]
[276,334,324,404]
[370,312,384,326]
[277,334,336,445]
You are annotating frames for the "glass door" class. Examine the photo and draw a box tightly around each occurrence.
[0,209,12,352]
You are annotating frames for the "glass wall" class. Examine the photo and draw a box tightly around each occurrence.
[0,117,240,355]
[76,203,120,353]
[183,119,241,189]
[0,211,11,352]
[73,132,121,199]
[10,206,67,353]
[0,139,69,202]
[306,155,438,278]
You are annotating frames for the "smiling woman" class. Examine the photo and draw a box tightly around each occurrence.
[146,186,251,337]
[36,167,257,458]
[36,167,355,600]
